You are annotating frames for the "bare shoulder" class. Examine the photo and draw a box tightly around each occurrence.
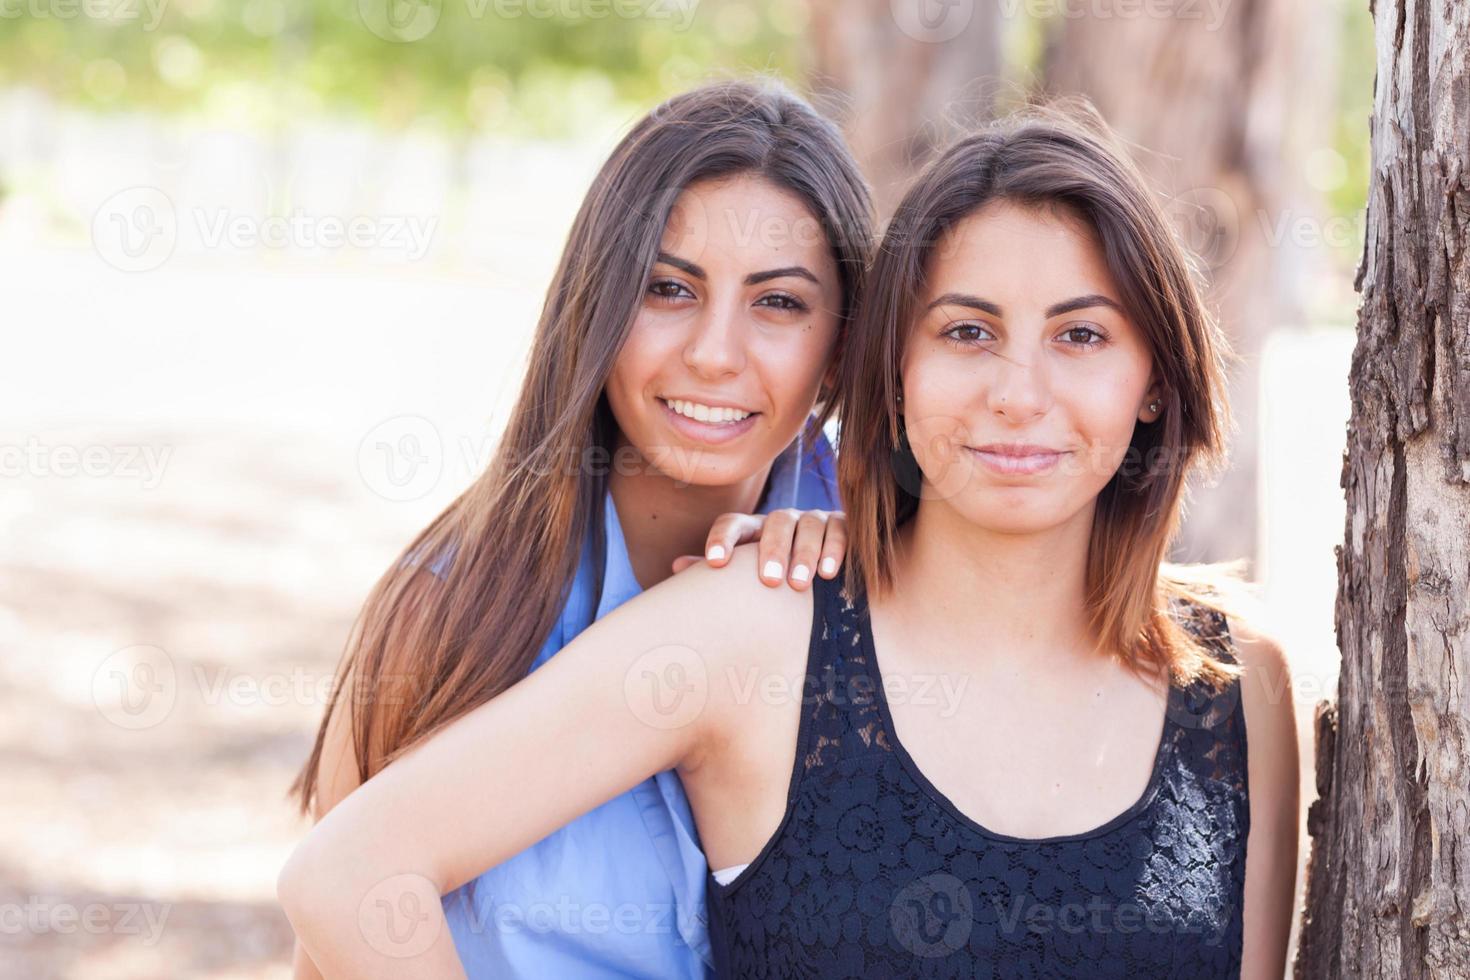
[1221,611,1300,788]
[653,543,820,766]
[658,541,818,675]
[1223,614,1295,725]
[1224,613,1290,678]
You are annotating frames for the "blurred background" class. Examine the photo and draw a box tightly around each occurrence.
[1,0,1368,976]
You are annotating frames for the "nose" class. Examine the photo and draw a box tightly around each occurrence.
[681,297,747,380]
[984,348,1053,423]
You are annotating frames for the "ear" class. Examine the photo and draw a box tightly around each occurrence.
[1140,376,1166,423]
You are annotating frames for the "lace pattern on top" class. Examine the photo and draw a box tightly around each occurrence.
[707,568,1250,979]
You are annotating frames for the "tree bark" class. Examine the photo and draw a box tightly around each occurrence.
[804,0,1003,217]
[1044,0,1322,568]
[1294,0,1470,976]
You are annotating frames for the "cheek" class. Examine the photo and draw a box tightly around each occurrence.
[760,319,840,407]
[1059,368,1152,484]
[1068,367,1147,443]
[901,352,979,495]
[604,317,670,423]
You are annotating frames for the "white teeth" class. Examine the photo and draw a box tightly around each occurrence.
[666,399,752,424]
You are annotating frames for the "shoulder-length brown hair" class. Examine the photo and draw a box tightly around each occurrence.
[293,78,874,811]
[838,99,1245,691]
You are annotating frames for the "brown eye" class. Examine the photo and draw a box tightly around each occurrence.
[942,323,991,345]
[648,279,694,302]
[757,292,808,313]
[1061,324,1107,346]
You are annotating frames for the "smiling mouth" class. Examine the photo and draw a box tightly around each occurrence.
[966,446,1069,475]
[658,397,760,426]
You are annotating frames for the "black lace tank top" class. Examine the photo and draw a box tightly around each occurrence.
[707,567,1250,978]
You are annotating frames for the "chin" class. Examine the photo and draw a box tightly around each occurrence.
[953,493,1071,535]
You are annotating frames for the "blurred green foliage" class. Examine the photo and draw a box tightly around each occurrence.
[1,0,1372,232]
[0,0,808,134]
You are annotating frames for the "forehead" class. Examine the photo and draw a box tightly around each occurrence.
[926,200,1115,299]
[660,174,836,274]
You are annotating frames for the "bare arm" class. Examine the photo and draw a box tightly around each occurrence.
[289,670,362,980]
[1232,618,1301,980]
[277,549,765,979]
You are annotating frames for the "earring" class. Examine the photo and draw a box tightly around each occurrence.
[1149,399,1161,413]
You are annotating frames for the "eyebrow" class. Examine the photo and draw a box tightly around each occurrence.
[925,292,1124,319]
[656,252,820,287]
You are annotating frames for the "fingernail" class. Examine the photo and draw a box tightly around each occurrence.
[791,564,811,583]
[763,560,783,580]
[708,545,726,561]
[820,557,837,576]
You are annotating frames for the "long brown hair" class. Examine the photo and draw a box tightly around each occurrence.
[293,79,874,811]
[838,99,1245,691]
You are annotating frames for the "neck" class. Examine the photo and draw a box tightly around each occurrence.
[608,438,775,591]
[889,495,1102,669]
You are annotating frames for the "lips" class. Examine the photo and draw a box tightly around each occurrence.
[973,443,1063,456]
[967,443,1069,476]
[656,396,761,447]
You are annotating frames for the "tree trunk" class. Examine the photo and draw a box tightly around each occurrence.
[804,0,1003,217]
[1294,0,1470,977]
[1045,0,1321,568]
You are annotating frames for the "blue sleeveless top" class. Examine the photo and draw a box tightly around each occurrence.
[708,566,1250,978]
[420,424,839,978]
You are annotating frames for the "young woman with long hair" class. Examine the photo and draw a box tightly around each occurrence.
[280,102,1300,978]
[288,78,874,978]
